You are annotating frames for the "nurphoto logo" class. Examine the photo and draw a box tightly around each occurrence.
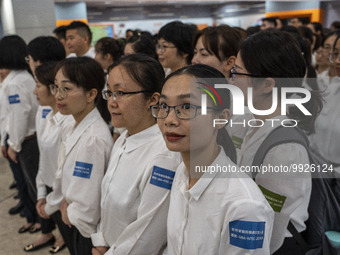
[197,82,312,128]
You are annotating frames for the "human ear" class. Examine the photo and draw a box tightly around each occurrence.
[214,108,231,130]
[222,56,236,76]
[87,88,98,103]
[104,53,113,62]
[263,77,275,94]
[147,92,160,108]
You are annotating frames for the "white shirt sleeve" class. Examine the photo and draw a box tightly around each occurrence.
[220,198,274,255]
[255,143,311,252]
[7,83,32,152]
[36,169,47,200]
[45,141,66,215]
[66,135,111,238]
[45,176,63,215]
[105,155,178,255]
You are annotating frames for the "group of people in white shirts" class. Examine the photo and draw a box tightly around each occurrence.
[1,19,340,255]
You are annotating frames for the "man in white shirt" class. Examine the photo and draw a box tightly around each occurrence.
[66,21,95,58]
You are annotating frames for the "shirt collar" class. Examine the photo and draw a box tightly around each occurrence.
[2,70,19,88]
[123,124,161,153]
[47,111,70,126]
[188,148,228,201]
[176,147,228,201]
[65,107,101,155]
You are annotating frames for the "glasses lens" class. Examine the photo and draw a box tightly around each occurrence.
[176,104,195,119]
[102,90,108,100]
[152,104,167,118]
[49,84,57,95]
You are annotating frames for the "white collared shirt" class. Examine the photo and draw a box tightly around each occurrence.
[91,124,181,255]
[238,116,311,253]
[46,107,113,238]
[36,110,74,199]
[1,70,38,151]
[166,147,274,255]
[82,47,95,58]
[309,76,340,165]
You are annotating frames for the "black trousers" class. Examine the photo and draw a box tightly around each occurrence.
[41,186,56,234]
[51,211,92,255]
[6,135,38,223]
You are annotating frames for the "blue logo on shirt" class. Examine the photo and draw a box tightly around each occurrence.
[73,161,93,179]
[8,94,20,104]
[42,109,52,119]
[150,166,175,190]
[229,220,265,250]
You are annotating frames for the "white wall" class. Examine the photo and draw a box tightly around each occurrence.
[216,13,264,29]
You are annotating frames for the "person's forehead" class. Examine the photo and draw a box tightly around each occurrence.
[66,29,78,35]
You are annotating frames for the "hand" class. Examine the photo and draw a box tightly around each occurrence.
[1,145,8,159]
[92,246,109,255]
[8,146,18,163]
[60,198,71,228]
[36,198,50,219]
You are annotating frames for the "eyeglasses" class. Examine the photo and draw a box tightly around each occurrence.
[329,52,340,63]
[49,83,81,99]
[151,103,214,120]
[102,90,151,101]
[230,66,258,81]
[25,56,30,64]
[156,44,176,53]
[323,45,332,52]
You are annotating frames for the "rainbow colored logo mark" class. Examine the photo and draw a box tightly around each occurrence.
[196,81,222,107]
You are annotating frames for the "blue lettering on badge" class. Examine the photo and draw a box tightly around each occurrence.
[150,166,175,190]
[42,108,52,119]
[229,220,265,250]
[8,94,20,104]
[73,161,93,179]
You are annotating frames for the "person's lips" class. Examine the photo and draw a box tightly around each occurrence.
[165,132,185,142]
[56,103,64,109]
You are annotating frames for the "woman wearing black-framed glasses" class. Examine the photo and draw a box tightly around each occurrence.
[91,54,181,255]
[235,30,323,254]
[156,64,274,254]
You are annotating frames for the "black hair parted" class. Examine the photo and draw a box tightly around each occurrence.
[192,25,242,62]
[35,61,59,88]
[126,34,158,60]
[158,21,197,64]
[109,53,165,98]
[28,36,66,63]
[55,57,109,122]
[95,37,124,64]
[0,35,29,70]
[55,57,105,94]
